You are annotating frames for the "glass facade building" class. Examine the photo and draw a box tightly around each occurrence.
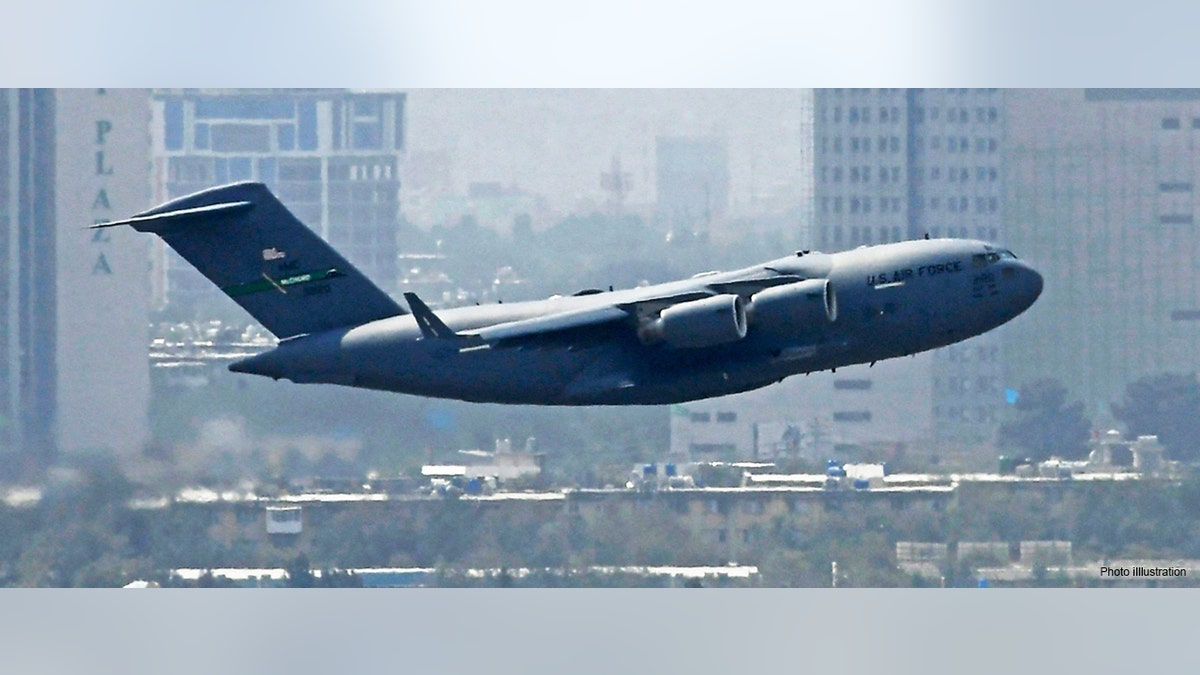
[152,89,406,315]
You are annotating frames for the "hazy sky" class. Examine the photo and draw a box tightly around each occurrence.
[404,89,812,217]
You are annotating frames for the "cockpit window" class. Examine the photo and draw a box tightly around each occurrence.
[974,249,1016,267]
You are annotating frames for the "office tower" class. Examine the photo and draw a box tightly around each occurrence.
[1,88,152,468]
[814,89,1005,448]
[151,89,406,315]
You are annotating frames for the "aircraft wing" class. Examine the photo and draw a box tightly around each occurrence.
[409,272,804,349]
[461,291,711,343]
[465,304,632,342]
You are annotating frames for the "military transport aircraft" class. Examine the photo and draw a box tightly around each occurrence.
[97,182,1042,405]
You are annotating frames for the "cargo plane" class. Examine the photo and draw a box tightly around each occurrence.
[97,182,1042,405]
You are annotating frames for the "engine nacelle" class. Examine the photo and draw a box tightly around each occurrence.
[640,294,748,349]
[748,279,837,329]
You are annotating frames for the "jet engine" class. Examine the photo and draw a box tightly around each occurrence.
[748,279,837,329]
[639,294,747,349]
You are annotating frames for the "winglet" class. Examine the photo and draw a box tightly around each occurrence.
[404,292,459,339]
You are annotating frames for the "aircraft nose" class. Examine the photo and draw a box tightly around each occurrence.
[1006,263,1042,312]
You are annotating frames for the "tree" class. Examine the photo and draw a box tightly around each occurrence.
[1112,373,1200,461]
[285,553,315,588]
[998,379,1092,461]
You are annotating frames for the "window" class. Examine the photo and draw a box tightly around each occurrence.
[277,124,295,151]
[1161,214,1194,224]
[1172,310,1200,321]
[716,412,737,423]
[210,124,270,153]
[833,411,872,422]
[1163,117,1182,130]
[278,158,321,181]
[194,123,209,150]
[690,412,711,423]
[834,379,872,390]
[229,157,252,181]
[1160,182,1193,192]
[195,97,294,119]
[257,157,276,183]
[164,100,183,150]
[297,101,318,150]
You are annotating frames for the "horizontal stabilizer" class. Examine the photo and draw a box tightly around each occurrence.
[90,200,253,230]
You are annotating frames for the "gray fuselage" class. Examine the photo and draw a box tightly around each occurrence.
[230,238,1042,405]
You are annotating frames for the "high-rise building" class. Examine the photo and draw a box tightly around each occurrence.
[151,89,406,315]
[1004,89,1200,421]
[813,89,1006,449]
[1,88,152,469]
[1,89,56,466]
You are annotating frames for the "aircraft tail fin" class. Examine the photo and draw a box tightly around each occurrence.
[97,182,405,339]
